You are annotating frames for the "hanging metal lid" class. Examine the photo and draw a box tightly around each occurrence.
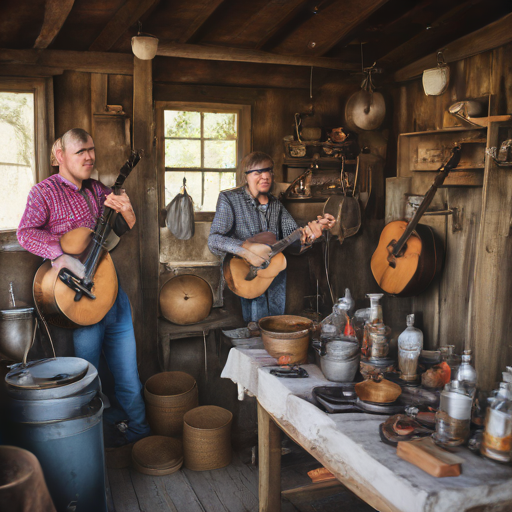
[6,357,89,390]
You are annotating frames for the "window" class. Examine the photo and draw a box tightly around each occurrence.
[157,102,250,217]
[0,78,51,233]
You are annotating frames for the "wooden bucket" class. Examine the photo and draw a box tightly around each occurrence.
[144,372,198,436]
[183,406,232,471]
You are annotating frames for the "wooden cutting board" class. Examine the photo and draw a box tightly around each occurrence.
[397,437,464,477]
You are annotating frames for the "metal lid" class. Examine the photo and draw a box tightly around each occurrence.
[6,357,89,390]
[0,307,34,320]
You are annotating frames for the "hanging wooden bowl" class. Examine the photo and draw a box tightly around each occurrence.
[159,275,213,325]
[355,378,402,404]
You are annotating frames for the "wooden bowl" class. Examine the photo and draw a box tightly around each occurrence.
[258,315,313,364]
[355,378,402,404]
[160,275,213,325]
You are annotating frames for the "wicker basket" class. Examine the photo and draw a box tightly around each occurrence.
[183,406,232,471]
[144,372,198,436]
[132,436,183,476]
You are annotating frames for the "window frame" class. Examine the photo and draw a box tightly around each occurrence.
[156,101,251,221]
[0,77,53,242]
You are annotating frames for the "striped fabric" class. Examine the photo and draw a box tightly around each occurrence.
[208,186,299,257]
[17,174,110,260]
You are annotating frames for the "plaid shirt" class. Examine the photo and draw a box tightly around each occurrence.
[208,186,299,257]
[17,174,111,260]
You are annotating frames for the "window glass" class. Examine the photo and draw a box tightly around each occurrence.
[0,92,35,230]
[164,109,238,211]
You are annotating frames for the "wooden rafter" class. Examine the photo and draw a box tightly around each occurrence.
[394,12,512,81]
[156,41,358,71]
[177,0,226,44]
[33,0,74,49]
[229,0,307,49]
[89,0,160,52]
[268,0,389,57]
[0,49,133,75]
[379,0,494,71]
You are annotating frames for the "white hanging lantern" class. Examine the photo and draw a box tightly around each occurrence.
[131,34,159,60]
[422,51,450,96]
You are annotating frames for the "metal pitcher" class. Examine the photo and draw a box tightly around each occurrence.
[0,307,35,362]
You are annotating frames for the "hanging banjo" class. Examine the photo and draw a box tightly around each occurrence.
[33,150,143,327]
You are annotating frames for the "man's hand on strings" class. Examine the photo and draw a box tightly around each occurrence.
[104,190,136,229]
[300,214,336,245]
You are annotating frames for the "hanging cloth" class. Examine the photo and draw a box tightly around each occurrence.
[166,178,195,240]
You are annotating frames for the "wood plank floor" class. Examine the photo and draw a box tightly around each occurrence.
[107,446,375,512]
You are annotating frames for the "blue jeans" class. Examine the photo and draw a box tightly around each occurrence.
[73,287,150,442]
[241,270,286,323]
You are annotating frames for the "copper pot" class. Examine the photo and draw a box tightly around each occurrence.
[258,315,313,364]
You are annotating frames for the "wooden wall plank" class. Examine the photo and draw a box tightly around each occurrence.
[470,121,512,390]
[133,57,159,380]
[33,0,75,49]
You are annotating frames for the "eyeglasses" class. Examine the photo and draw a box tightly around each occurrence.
[245,166,274,176]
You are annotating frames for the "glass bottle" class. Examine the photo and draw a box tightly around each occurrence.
[456,350,477,397]
[439,345,461,380]
[481,383,512,462]
[321,288,353,336]
[398,314,423,381]
[366,293,384,323]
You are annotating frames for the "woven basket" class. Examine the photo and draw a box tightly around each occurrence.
[144,372,198,436]
[132,436,183,476]
[183,406,232,471]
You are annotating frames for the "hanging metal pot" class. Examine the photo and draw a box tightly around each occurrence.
[345,65,386,132]
[0,307,35,363]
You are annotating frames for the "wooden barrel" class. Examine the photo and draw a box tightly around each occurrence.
[144,372,198,436]
[183,405,232,471]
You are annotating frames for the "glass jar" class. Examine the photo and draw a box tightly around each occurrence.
[367,323,391,359]
[433,381,472,447]
[398,314,423,381]
[481,383,512,463]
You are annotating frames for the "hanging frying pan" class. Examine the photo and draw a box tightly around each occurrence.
[345,65,386,132]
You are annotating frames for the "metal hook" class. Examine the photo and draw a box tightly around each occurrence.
[437,50,447,66]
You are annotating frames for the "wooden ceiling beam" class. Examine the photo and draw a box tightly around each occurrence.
[0,49,133,75]
[0,64,64,77]
[156,42,358,71]
[89,0,160,52]
[34,0,75,49]
[228,0,307,49]
[177,0,227,44]
[379,0,491,71]
[313,0,389,56]
[394,12,512,81]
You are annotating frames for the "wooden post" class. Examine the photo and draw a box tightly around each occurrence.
[133,57,159,379]
[258,401,281,512]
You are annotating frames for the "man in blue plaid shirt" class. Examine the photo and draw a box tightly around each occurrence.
[208,151,335,322]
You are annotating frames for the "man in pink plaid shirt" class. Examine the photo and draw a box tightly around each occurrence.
[17,128,150,448]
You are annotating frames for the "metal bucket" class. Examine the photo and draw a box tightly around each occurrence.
[11,397,107,512]
[7,376,100,422]
[0,307,35,362]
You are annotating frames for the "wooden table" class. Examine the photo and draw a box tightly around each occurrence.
[221,347,512,512]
